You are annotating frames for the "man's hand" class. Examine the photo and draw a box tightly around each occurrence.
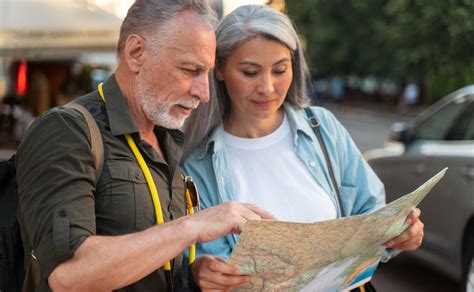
[385,208,424,250]
[192,255,250,291]
[189,201,274,243]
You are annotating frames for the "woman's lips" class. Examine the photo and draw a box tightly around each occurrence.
[252,99,276,107]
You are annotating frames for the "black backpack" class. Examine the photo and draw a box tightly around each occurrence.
[0,155,24,291]
[0,103,103,292]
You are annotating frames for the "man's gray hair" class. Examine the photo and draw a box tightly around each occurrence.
[183,5,311,158]
[117,0,217,55]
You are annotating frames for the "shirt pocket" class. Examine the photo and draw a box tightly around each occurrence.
[95,160,149,233]
[339,184,358,216]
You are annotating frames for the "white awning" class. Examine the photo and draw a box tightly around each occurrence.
[0,0,122,59]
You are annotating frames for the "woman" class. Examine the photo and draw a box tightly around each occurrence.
[182,5,424,291]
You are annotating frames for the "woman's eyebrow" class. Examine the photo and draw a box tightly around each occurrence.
[238,57,291,67]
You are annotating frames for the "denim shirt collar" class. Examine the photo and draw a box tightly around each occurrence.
[283,103,317,145]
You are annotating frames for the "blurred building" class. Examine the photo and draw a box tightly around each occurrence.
[0,0,121,149]
[0,0,286,150]
[90,0,285,19]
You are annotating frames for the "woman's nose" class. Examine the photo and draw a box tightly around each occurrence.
[257,74,275,96]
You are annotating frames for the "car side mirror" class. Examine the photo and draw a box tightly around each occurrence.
[389,122,409,143]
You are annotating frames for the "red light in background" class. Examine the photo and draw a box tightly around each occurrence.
[16,59,27,96]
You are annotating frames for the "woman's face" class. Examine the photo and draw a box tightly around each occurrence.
[217,37,293,123]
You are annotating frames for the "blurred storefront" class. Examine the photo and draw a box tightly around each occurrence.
[0,0,121,151]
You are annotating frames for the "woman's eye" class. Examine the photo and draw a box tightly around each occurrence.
[273,69,287,75]
[243,71,257,77]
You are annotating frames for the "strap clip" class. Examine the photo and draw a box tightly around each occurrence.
[308,116,320,128]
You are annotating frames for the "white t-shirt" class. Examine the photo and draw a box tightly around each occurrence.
[224,114,337,223]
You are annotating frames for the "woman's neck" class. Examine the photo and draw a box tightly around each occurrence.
[224,108,285,138]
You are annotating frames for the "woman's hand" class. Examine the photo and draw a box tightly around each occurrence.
[385,208,424,250]
[192,255,250,291]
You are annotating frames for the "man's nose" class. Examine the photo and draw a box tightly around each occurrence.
[258,73,275,96]
[190,74,210,103]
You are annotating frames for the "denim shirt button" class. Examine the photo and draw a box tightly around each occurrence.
[309,161,316,167]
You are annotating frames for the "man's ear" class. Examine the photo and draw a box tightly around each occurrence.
[123,34,147,73]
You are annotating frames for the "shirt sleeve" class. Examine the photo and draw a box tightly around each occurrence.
[16,108,97,281]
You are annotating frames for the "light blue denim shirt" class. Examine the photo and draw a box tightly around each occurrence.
[182,103,396,262]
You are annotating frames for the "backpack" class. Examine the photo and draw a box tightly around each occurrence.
[0,102,103,292]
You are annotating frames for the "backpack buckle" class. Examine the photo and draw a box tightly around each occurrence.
[308,116,320,128]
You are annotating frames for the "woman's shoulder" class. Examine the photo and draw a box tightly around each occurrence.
[286,104,339,126]
[305,105,337,120]
[183,141,208,165]
[182,131,219,167]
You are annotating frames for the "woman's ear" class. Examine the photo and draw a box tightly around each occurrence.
[123,34,147,73]
[215,65,224,81]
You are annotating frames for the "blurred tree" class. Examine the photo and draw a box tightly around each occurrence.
[287,0,396,77]
[381,0,474,102]
[287,0,474,103]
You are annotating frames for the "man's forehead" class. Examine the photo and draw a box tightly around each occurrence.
[169,10,214,34]
[160,13,216,68]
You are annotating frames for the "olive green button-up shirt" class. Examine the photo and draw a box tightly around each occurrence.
[16,75,191,291]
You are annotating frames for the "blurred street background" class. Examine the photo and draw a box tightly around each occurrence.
[1,0,472,290]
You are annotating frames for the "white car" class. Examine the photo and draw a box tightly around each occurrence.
[365,85,474,291]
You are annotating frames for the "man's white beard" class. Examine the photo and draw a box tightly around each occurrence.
[142,97,185,129]
[138,87,199,129]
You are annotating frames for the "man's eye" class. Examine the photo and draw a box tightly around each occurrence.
[183,68,199,75]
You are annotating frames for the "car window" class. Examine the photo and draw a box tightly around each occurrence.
[461,114,474,140]
[445,100,474,140]
[412,95,472,141]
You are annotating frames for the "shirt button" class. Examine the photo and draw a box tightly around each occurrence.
[310,161,316,167]
[136,172,142,179]
[58,210,67,217]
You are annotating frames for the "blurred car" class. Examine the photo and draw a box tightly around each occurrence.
[364,85,474,291]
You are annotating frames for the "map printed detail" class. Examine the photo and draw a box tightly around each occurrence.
[228,168,447,291]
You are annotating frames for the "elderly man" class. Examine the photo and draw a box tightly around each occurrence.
[15,0,272,291]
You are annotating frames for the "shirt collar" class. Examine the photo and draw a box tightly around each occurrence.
[196,123,226,160]
[101,74,139,136]
[196,103,315,159]
[283,103,316,145]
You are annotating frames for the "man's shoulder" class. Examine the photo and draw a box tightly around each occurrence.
[73,90,100,106]
[17,92,103,154]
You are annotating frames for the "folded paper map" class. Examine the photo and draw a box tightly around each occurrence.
[228,168,447,291]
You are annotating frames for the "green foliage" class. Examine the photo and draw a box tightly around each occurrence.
[286,0,474,103]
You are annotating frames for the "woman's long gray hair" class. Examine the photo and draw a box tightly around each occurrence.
[183,4,311,158]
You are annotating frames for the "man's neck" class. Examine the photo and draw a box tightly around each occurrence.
[115,70,164,159]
